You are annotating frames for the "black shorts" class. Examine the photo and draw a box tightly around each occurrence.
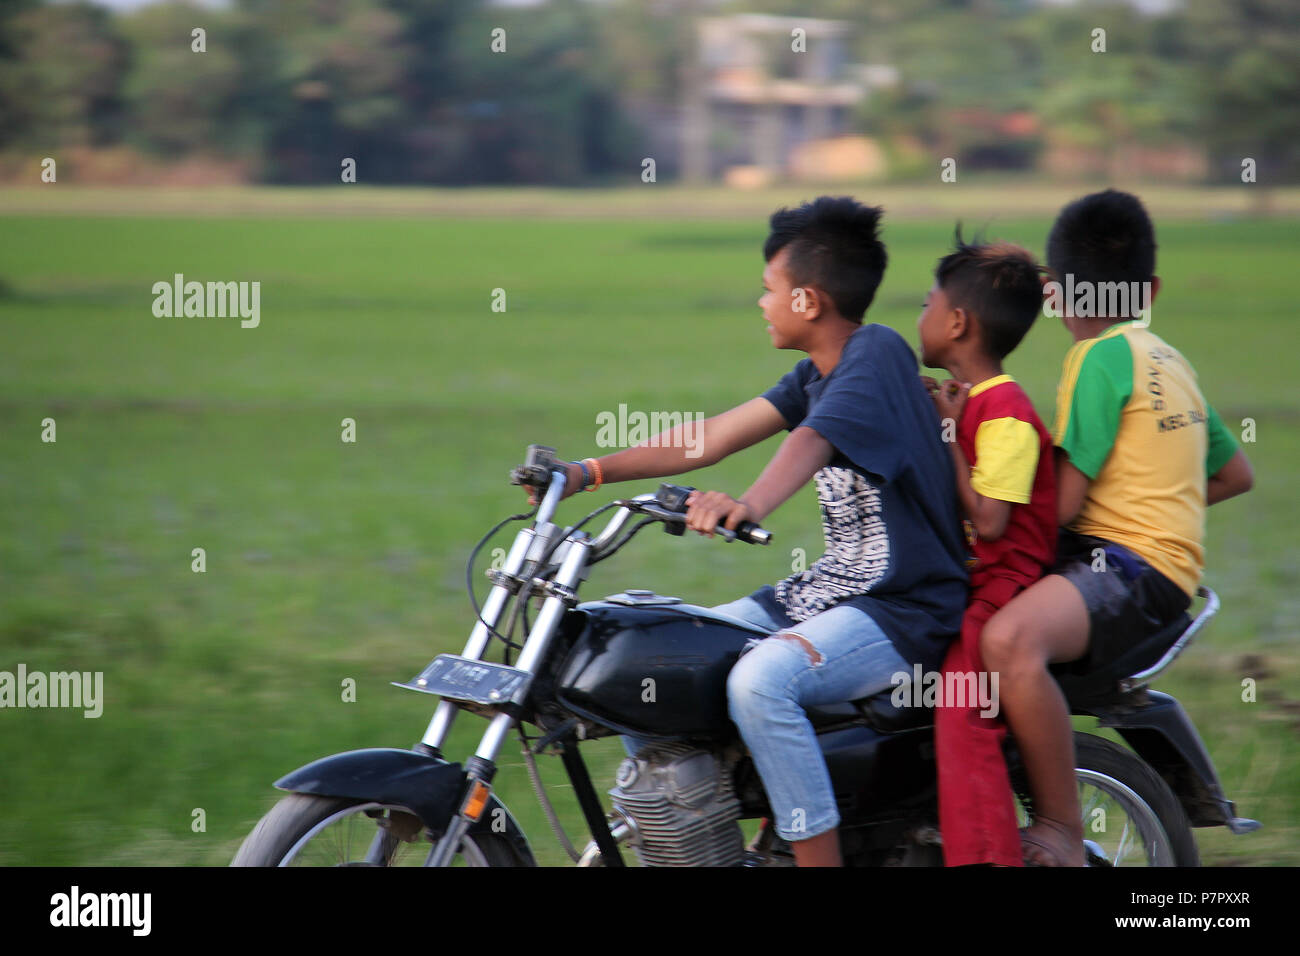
[1050,528,1192,678]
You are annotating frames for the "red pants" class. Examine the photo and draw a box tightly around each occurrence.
[935,585,1023,867]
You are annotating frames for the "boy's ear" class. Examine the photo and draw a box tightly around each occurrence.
[950,305,971,340]
[795,284,825,321]
[1149,275,1161,305]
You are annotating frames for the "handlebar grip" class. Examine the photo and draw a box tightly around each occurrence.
[716,520,772,546]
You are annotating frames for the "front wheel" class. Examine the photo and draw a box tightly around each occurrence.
[1007,732,1200,867]
[231,793,531,867]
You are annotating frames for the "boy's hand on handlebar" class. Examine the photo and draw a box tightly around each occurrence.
[685,490,753,538]
[524,461,585,506]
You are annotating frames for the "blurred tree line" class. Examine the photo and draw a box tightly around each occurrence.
[0,0,1295,184]
[835,0,1299,183]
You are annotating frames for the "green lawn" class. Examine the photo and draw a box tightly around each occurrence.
[1,192,1296,865]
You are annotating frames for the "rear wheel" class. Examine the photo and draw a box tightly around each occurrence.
[231,793,530,867]
[1007,732,1199,867]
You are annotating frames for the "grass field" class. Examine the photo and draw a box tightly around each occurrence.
[1,185,1297,866]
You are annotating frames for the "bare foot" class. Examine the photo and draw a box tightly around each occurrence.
[1019,816,1084,867]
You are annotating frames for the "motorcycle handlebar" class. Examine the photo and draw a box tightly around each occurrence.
[634,499,772,546]
[643,482,771,545]
[509,445,773,547]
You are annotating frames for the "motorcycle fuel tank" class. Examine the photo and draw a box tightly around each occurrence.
[555,594,768,739]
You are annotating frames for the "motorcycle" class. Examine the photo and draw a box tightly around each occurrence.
[232,445,1260,867]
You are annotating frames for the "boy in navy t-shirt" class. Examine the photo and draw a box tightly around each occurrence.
[755,320,969,674]
[526,197,967,865]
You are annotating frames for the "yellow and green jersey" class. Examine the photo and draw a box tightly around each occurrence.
[1052,322,1238,598]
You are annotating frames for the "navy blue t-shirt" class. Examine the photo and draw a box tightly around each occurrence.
[753,323,968,670]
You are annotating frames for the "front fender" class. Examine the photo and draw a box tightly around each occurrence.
[275,747,536,864]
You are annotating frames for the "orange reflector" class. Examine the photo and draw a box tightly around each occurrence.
[460,780,492,822]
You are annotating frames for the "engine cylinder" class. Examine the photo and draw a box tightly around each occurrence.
[608,744,745,867]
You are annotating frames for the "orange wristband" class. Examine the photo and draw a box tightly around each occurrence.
[582,457,603,491]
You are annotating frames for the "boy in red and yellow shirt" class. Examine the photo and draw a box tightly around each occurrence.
[917,233,1056,867]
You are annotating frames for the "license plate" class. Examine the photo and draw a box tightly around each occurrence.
[395,655,531,706]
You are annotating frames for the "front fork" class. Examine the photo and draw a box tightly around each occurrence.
[423,475,596,866]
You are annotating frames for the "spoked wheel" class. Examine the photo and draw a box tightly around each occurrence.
[1008,732,1199,867]
[231,794,527,867]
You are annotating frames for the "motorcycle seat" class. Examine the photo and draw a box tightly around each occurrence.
[803,701,866,729]
[804,691,933,733]
[803,608,1197,731]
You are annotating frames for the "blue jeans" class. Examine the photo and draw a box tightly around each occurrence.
[621,591,910,842]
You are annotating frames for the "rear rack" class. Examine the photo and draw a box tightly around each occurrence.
[1119,586,1219,692]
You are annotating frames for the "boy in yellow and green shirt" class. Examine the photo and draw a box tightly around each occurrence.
[978,190,1254,865]
[1053,320,1240,599]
